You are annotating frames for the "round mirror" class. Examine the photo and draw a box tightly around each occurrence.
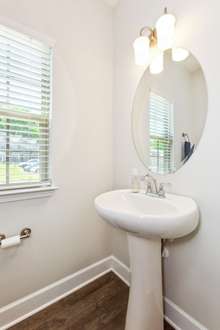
[132,49,208,175]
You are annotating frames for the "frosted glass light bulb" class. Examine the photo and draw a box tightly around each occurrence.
[156,12,176,51]
[150,52,164,74]
[172,48,189,62]
[133,36,150,66]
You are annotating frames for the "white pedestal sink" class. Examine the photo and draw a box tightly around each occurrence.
[95,190,199,330]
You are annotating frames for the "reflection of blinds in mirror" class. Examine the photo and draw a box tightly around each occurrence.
[148,91,173,174]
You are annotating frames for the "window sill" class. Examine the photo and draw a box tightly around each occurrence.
[0,186,58,203]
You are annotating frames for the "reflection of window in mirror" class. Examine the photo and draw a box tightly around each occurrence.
[148,91,174,174]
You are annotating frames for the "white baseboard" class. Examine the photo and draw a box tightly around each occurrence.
[164,298,208,330]
[0,255,207,330]
[0,256,113,329]
[111,255,130,286]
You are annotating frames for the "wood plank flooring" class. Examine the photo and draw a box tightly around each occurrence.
[10,272,174,330]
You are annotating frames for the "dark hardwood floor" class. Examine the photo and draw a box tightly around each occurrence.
[10,272,174,330]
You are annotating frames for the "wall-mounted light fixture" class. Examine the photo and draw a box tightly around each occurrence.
[133,8,189,74]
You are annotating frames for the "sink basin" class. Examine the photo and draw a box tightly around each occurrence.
[95,189,199,239]
[95,189,199,330]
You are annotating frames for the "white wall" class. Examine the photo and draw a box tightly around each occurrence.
[0,0,113,307]
[113,0,220,329]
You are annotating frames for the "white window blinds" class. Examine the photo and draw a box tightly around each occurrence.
[148,91,173,174]
[0,24,52,190]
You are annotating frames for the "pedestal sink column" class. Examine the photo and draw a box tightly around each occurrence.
[125,234,163,330]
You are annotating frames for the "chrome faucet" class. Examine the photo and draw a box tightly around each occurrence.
[143,174,170,198]
[145,174,158,194]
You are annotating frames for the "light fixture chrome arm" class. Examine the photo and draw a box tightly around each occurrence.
[139,26,153,36]
[139,27,157,47]
[139,7,168,37]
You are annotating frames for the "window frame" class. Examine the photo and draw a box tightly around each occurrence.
[0,20,57,201]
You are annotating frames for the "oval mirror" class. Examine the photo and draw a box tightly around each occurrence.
[132,49,208,175]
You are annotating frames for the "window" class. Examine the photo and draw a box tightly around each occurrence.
[148,91,174,174]
[0,24,52,190]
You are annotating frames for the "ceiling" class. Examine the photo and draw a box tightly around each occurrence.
[103,0,119,7]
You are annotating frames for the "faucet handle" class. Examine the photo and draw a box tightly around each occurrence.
[139,175,153,194]
[146,181,153,194]
[158,182,172,197]
[140,174,150,181]
[139,175,146,181]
